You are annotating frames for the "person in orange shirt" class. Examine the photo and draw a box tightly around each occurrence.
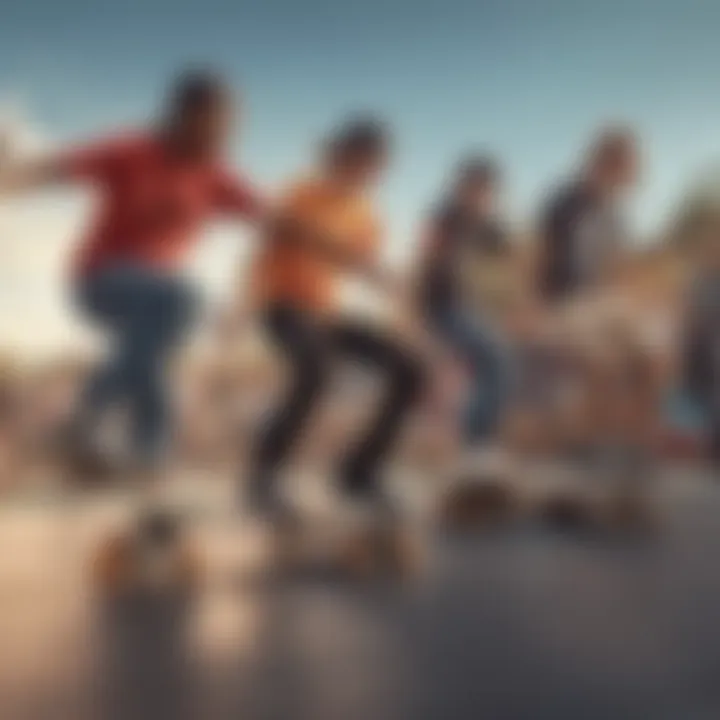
[247,117,425,517]
[0,69,262,475]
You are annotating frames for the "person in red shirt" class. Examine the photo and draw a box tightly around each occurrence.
[0,69,262,475]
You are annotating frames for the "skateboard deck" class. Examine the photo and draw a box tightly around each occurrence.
[270,505,424,581]
[438,475,523,530]
[529,462,658,534]
[91,509,204,596]
[437,453,526,531]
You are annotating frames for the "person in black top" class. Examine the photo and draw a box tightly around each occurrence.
[536,128,652,476]
[418,156,514,454]
[681,223,720,467]
[538,127,638,304]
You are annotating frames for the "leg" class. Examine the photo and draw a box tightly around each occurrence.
[688,337,720,469]
[331,323,425,497]
[71,269,150,457]
[73,271,132,436]
[125,277,199,468]
[463,323,514,444]
[709,413,720,466]
[73,350,131,450]
[247,306,330,508]
[709,342,720,467]
[433,310,514,446]
[74,268,198,470]
[83,274,202,591]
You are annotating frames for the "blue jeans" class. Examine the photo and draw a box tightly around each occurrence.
[428,306,514,445]
[682,332,720,465]
[75,265,199,467]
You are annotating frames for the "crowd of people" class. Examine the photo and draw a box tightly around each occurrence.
[0,67,717,521]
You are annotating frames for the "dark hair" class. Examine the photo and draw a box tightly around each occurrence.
[327,116,390,163]
[588,125,636,168]
[456,155,500,186]
[166,68,229,119]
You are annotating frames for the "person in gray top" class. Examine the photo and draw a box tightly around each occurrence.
[682,259,720,466]
[418,156,514,455]
[538,127,638,303]
[535,128,644,476]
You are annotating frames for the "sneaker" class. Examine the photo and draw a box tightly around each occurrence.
[242,473,297,526]
[333,480,404,528]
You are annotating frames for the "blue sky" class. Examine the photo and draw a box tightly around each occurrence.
[3,0,720,245]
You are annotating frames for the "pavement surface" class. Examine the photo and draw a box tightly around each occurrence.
[1,466,720,720]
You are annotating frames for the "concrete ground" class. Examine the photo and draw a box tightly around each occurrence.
[1,466,720,720]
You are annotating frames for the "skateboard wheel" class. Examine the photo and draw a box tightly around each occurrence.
[339,528,378,579]
[91,532,137,594]
[269,510,421,582]
[91,530,203,595]
[439,477,518,530]
[602,493,656,532]
[539,493,598,530]
[339,524,421,579]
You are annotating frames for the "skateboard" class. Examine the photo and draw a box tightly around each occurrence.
[55,428,126,490]
[437,454,523,531]
[270,505,424,581]
[598,488,658,533]
[536,486,604,530]
[534,457,658,535]
[438,475,522,530]
[538,488,657,534]
[91,508,203,596]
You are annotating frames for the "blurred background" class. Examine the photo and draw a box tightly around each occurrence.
[2,1,720,719]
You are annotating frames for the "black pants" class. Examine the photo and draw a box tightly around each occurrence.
[685,337,720,466]
[689,390,720,467]
[252,304,425,495]
[698,391,720,466]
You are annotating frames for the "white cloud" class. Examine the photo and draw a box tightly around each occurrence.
[0,105,92,358]
[0,100,50,161]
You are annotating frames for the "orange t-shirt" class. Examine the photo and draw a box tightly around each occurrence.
[252,176,381,314]
[61,132,261,277]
